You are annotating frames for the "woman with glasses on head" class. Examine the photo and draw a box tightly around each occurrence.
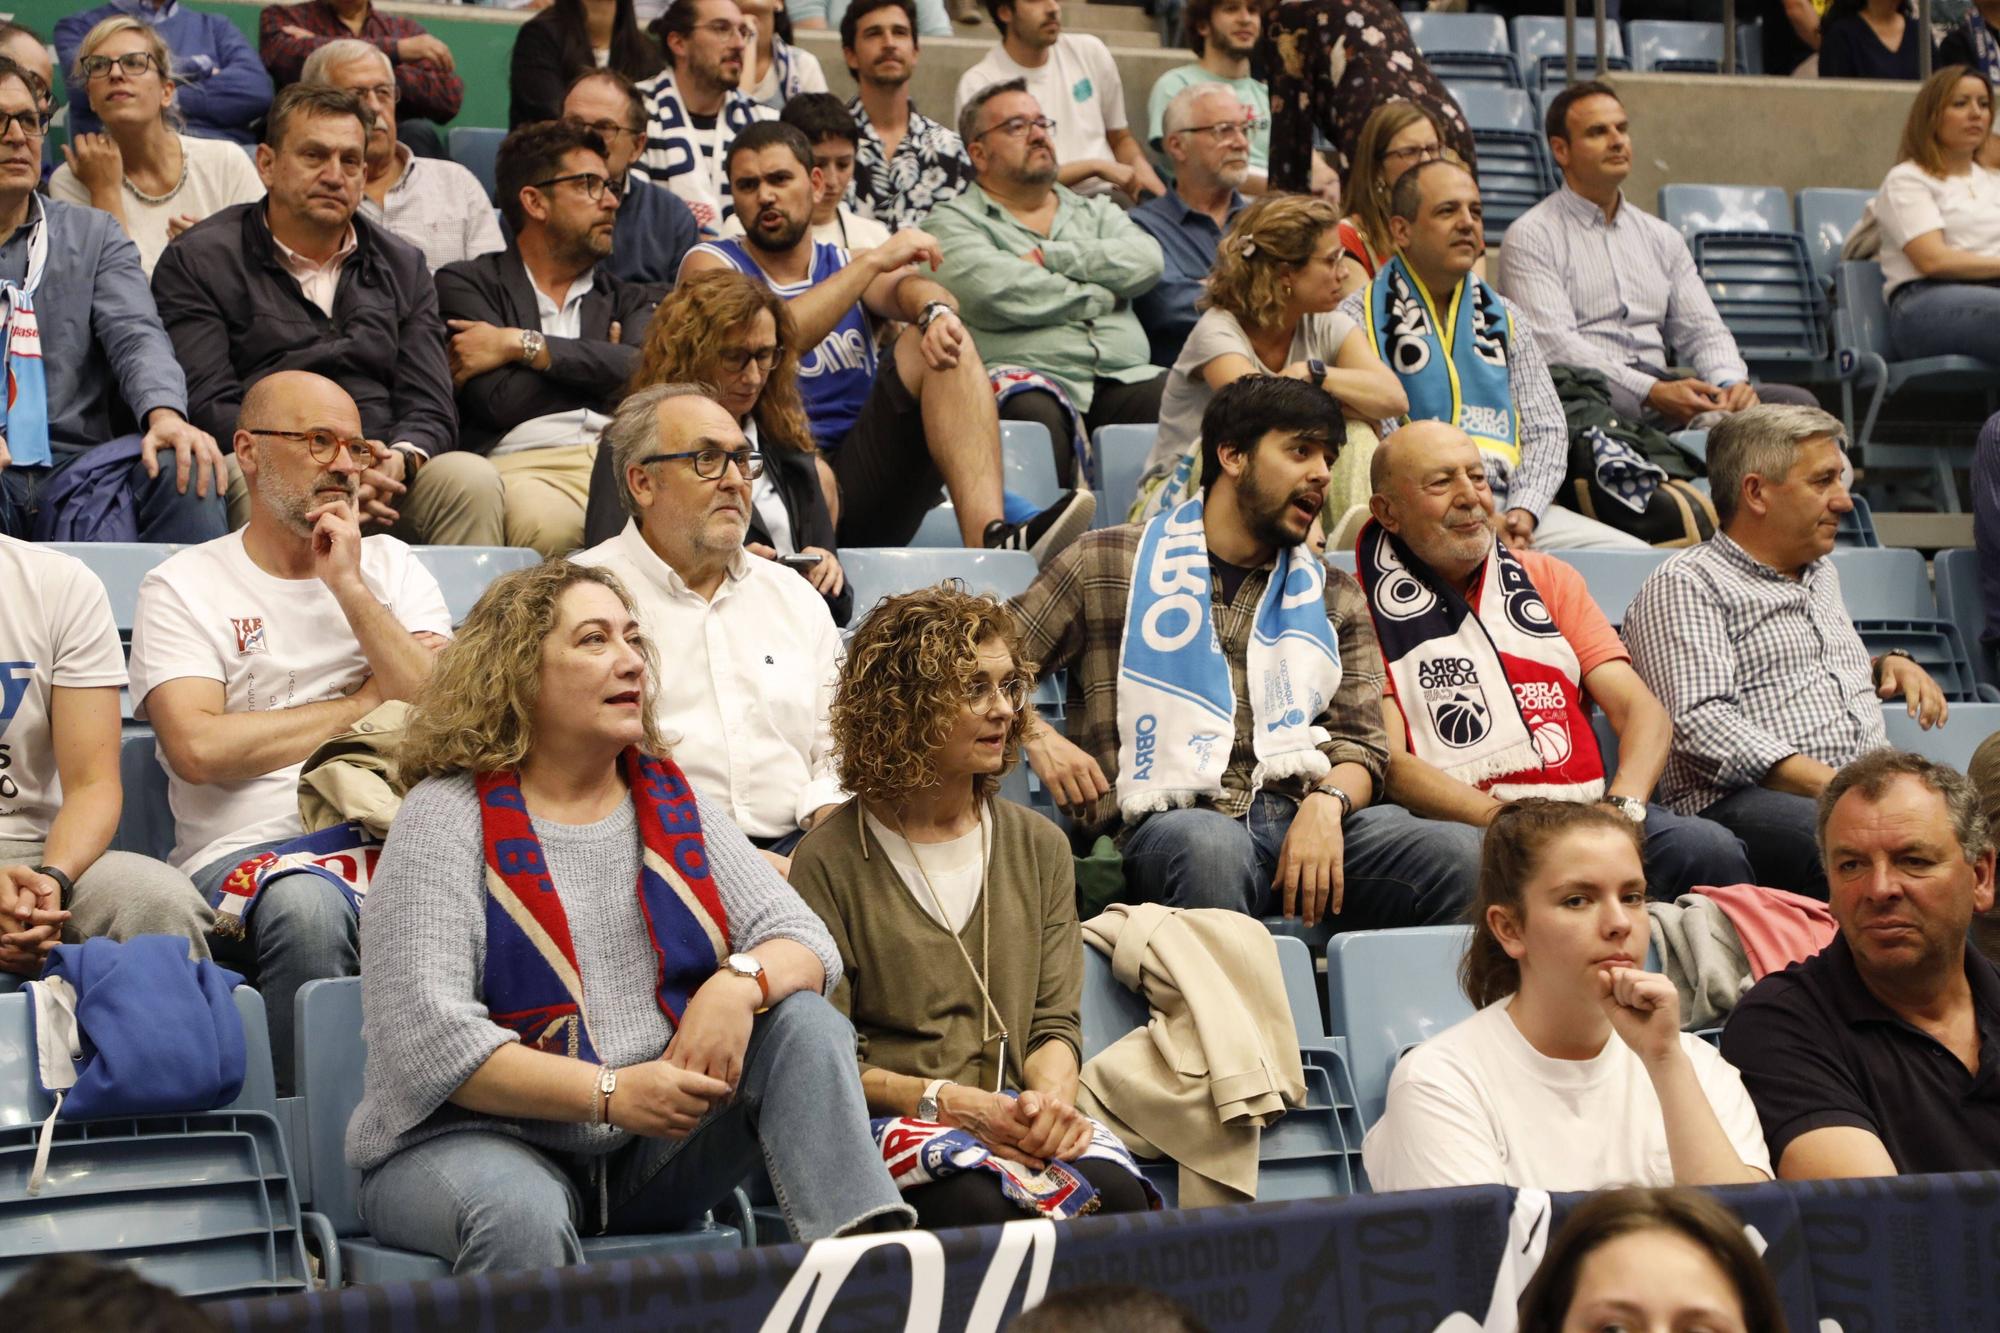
[594,268,850,623]
[49,16,263,275]
[790,585,1155,1228]
[510,0,664,129]
[1334,100,1448,301]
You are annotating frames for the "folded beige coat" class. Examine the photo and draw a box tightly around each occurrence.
[298,700,411,838]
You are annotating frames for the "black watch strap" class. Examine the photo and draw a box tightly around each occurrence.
[34,865,74,911]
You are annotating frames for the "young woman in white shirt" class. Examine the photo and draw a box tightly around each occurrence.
[1361,799,1772,1193]
[1874,65,2000,367]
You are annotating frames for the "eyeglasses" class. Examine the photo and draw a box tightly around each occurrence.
[0,108,49,141]
[244,428,369,465]
[639,446,765,480]
[1380,142,1444,166]
[79,52,159,81]
[569,116,642,143]
[1177,117,1266,141]
[966,677,1029,714]
[716,344,780,374]
[977,114,1056,141]
[346,82,398,106]
[533,171,625,204]
[695,18,754,39]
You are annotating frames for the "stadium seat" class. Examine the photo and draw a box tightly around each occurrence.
[447,126,506,205]
[295,977,739,1288]
[112,729,175,863]
[841,547,1039,619]
[1509,16,1629,87]
[1325,925,1476,1130]
[1094,423,1157,528]
[1932,548,1996,688]
[1548,548,1671,628]
[1405,12,1521,85]
[407,545,541,624]
[1829,548,1995,703]
[1879,701,2000,772]
[1659,184,1790,240]
[1449,82,1537,135]
[1798,186,1873,291]
[1836,494,1881,547]
[1443,83,1557,244]
[0,986,312,1300]
[1627,20,1726,73]
[907,421,1062,547]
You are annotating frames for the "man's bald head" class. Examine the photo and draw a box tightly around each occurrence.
[239,371,363,436]
[1370,419,1478,494]
[1367,419,1497,583]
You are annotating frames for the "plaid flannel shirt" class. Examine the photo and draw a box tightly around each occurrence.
[260,0,464,126]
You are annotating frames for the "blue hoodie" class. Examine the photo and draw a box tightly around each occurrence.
[55,0,271,145]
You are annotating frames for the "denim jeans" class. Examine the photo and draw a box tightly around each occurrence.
[1642,805,1756,900]
[195,841,359,1094]
[1888,279,2000,367]
[358,992,913,1273]
[1120,793,1482,929]
[0,443,228,543]
[1698,786,1827,900]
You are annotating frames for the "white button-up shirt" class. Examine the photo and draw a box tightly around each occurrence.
[574,521,847,838]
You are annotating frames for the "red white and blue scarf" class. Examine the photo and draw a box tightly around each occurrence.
[478,748,732,1063]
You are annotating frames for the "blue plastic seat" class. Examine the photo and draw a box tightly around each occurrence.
[112,729,176,863]
[840,547,1040,621]
[1444,83,1556,243]
[1093,423,1156,528]
[447,126,507,205]
[1659,184,1791,240]
[1657,194,1829,368]
[407,545,542,624]
[1406,12,1521,85]
[1628,19,1726,72]
[1879,701,2000,771]
[1797,187,1873,291]
[1827,547,1933,620]
[1933,548,1996,687]
[906,421,1062,546]
[1548,548,1672,629]
[1836,494,1881,548]
[1325,926,1475,1130]
[1449,82,1537,135]
[294,977,738,1288]
[0,986,311,1300]
[1509,16,1629,86]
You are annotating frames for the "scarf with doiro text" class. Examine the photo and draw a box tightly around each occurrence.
[1364,254,1519,470]
[1356,520,1605,801]
[1115,496,1341,820]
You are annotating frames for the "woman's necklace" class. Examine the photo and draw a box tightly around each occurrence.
[125,135,188,206]
[894,801,1009,1093]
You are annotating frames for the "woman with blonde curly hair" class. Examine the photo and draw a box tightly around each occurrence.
[1136,192,1405,526]
[583,268,848,622]
[1335,100,1448,300]
[790,584,1155,1228]
[350,559,911,1273]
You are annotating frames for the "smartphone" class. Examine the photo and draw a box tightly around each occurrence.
[780,553,824,570]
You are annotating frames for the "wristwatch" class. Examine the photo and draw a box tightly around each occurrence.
[1307,358,1328,389]
[1605,795,1648,826]
[1872,647,1914,687]
[519,328,546,364]
[32,865,73,911]
[1308,781,1353,821]
[724,952,770,1010]
[916,300,954,331]
[917,1078,950,1122]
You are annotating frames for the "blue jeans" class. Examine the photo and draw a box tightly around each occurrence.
[358,992,913,1273]
[1698,786,1827,900]
[195,841,359,1094]
[1888,280,2000,367]
[1120,793,1481,929]
[1642,804,1756,900]
[0,443,228,542]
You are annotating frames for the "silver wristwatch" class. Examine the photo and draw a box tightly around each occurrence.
[519,328,546,364]
[1606,795,1648,825]
[1310,780,1353,821]
[916,300,954,331]
[917,1078,949,1122]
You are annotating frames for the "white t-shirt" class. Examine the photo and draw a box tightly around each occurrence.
[48,132,265,276]
[955,35,1126,197]
[126,532,453,874]
[1874,160,2000,299]
[862,807,988,933]
[0,537,126,846]
[1361,998,1771,1193]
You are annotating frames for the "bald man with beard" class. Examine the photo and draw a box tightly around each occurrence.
[129,371,455,1088]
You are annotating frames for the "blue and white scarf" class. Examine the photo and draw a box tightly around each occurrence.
[1364,254,1518,470]
[1962,12,2000,84]
[0,197,50,468]
[1115,496,1341,820]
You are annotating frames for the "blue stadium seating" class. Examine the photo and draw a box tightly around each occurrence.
[295,977,739,1288]
[840,547,1039,620]
[1879,701,2000,772]
[1444,83,1557,244]
[1837,494,1881,547]
[448,126,506,205]
[1093,423,1156,528]
[1406,12,1521,85]
[112,729,175,863]
[1797,186,1872,291]
[1325,926,1475,1132]
[1659,184,1791,239]
[1627,20,1727,73]
[1659,187,1828,368]
[1933,548,1996,688]
[1510,15,1629,86]
[407,545,542,624]
[908,420,1061,547]
[1548,548,1671,628]
[0,986,312,1300]
[1828,548,1995,703]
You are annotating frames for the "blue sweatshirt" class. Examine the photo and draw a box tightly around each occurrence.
[55,1,272,145]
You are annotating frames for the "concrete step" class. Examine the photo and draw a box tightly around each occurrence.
[1068,0,1162,34]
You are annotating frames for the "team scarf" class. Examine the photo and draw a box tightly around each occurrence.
[1356,519,1606,801]
[478,748,731,1064]
[211,821,382,939]
[1364,254,1519,471]
[1115,495,1341,821]
[873,1108,1161,1219]
[1963,11,2000,84]
[0,196,49,468]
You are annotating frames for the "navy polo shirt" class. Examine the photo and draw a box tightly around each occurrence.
[1722,933,2000,1174]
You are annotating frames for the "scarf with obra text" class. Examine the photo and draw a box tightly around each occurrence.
[478,748,731,1064]
[1364,253,1519,470]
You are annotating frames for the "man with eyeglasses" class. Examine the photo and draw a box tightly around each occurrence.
[437,121,660,559]
[260,0,462,161]
[0,54,226,545]
[1145,0,1270,193]
[130,370,453,1090]
[55,0,271,145]
[153,84,505,548]
[305,40,501,274]
[684,119,1095,558]
[1130,84,1254,367]
[928,79,1169,491]
[562,69,701,292]
[576,384,847,872]
[634,0,775,232]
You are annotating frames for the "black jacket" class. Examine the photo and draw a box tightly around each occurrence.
[433,248,655,457]
[152,204,458,455]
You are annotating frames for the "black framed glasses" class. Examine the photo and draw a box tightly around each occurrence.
[977,114,1056,141]
[966,677,1030,714]
[244,428,368,465]
[568,116,643,144]
[0,108,50,141]
[639,447,765,480]
[79,52,159,81]
[533,171,625,204]
[716,344,781,374]
[1380,142,1444,167]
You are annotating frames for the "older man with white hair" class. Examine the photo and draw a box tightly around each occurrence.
[302,38,501,272]
[1130,82,1252,366]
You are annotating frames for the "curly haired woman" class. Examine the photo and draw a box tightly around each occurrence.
[789,584,1156,1228]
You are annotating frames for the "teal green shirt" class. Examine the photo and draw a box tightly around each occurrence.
[927,182,1165,411]
[1145,65,1272,173]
